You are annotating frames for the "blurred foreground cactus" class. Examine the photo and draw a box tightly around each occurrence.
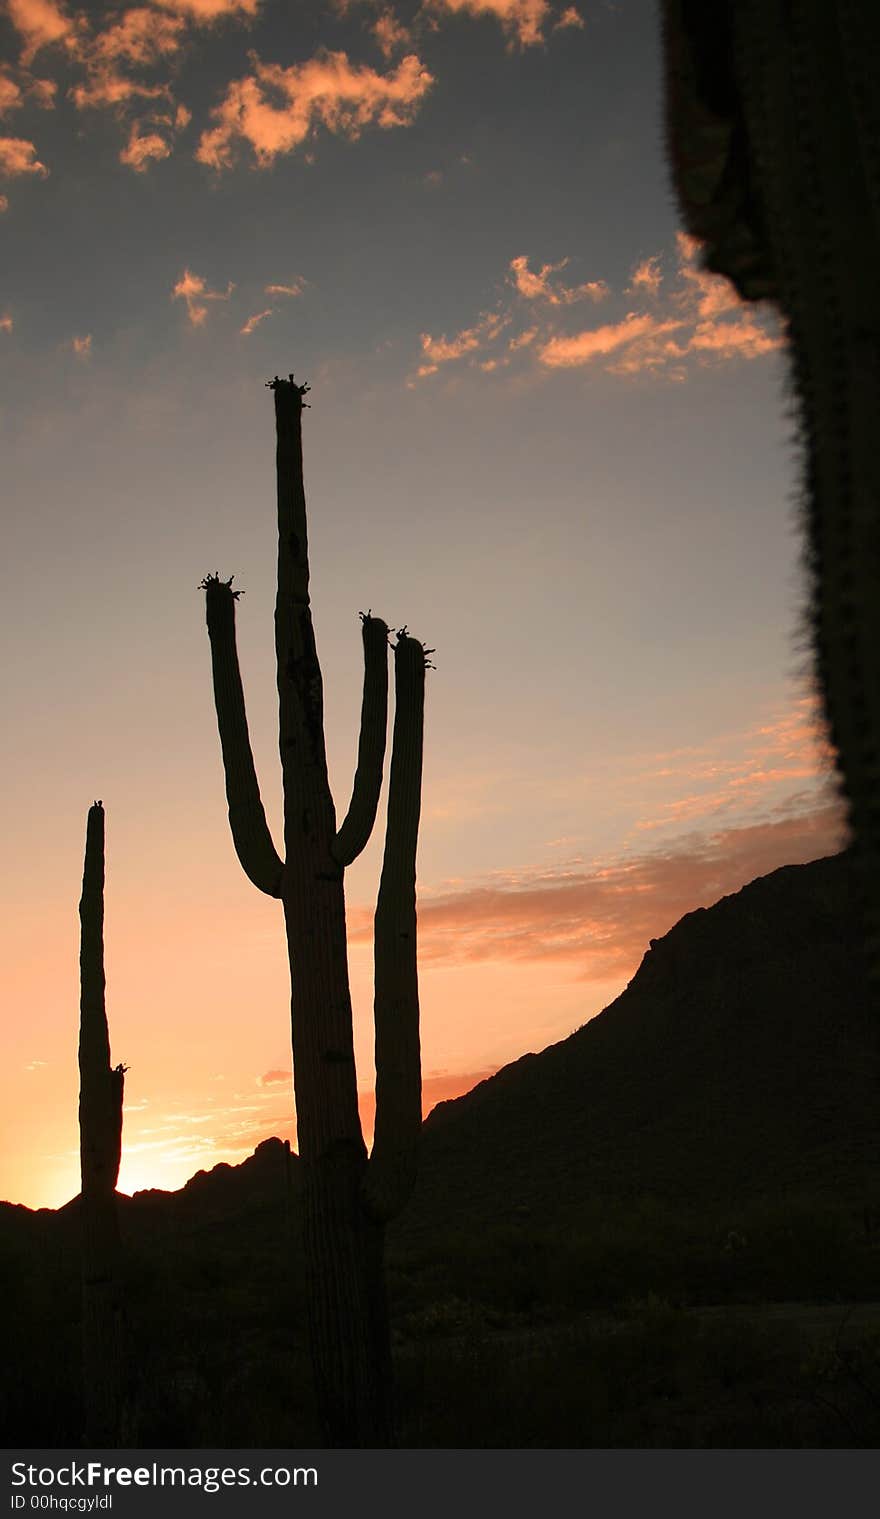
[662,1,880,972]
[201,375,428,1445]
[78,800,128,1445]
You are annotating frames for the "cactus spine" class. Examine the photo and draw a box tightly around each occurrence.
[201,375,427,1446]
[661,0,880,973]
[78,800,127,1446]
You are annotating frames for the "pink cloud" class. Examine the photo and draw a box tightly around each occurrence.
[0,135,48,175]
[196,49,433,169]
[351,806,845,981]
[258,1068,291,1088]
[239,307,272,335]
[426,0,550,47]
[172,267,234,325]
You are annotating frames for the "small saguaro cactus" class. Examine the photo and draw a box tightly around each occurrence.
[201,374,428,1446]
[661,1,880,974]
[78,800,127,1446]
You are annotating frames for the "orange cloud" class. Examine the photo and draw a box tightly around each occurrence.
[0,312,12,329]
[172,267,234,325]
[119,123,173,168]
[6,0,77,63]
[539,312,684,368]
[351,806,845,981]
[0,135,48,175]
[426,0,550,47]
[417,310,508,372]
[71,333,91,357]
[687,315,783,360]
[196,50,433,169]
[88,6,187,66]
[240,307,272,335]
[510,254,609,306]
[626,254,662,297]
[258,1068,290,1087]
[0,73,23,116]
[554,4,583,27]
[70,70,170,109]
[373,9,412,58]
[152,0,259,16]
[674,229,740,319]
[414,230,782,385]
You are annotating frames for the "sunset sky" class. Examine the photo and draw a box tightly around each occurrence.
[1,0,847,1207]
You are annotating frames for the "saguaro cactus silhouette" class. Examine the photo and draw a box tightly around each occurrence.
[78,800,127,1445]
[661,1,880,972]
[201,375,428,1445]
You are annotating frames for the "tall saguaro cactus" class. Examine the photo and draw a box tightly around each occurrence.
[78,800,127,1446]
[661,1,880,973]
[201,375,428,1446]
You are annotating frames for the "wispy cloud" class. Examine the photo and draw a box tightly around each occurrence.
[412,232,783,385]
[196,49,434,169]
[625,254,662,297]
[510,254,608,306]
[539,312,683,367]
[71,333,92,357]
[351,805,844,980]
[264,278,305,297]
[172,267,234,325]
[413,309,509,378]
[240,306,272,335]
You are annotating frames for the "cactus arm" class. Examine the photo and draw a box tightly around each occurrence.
[333,614,390,867]
[362,633,426,1224]
[202,574,285,898]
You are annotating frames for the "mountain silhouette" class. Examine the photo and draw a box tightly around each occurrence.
[399,850,879,1243]
[2,852,876,1250]
[4,850,880,1449]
